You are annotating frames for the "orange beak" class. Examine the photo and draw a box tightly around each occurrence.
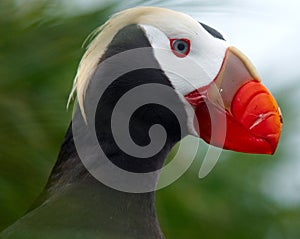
[185,47,282,154]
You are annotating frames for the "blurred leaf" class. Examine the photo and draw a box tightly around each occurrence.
[0,0,115,230]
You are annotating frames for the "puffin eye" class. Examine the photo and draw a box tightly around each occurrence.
[170,38,191,58]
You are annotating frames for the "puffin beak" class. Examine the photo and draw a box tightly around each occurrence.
[185,47,282,154]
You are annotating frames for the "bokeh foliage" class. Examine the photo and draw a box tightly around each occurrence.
[0,1,299,238]
[0,0,114,230]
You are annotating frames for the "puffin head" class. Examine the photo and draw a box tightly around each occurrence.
[70,6,282,156]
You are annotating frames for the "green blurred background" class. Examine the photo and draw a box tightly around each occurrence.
[1,0,300,238]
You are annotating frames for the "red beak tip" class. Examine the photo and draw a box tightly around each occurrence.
[228,81,282,155]
[186,80,282,156]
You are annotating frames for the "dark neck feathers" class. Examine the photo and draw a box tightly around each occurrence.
[44,24,188,238]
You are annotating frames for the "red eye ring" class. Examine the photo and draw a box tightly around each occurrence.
[170,38,191,58]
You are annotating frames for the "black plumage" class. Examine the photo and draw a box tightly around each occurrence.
[0,24,188,239]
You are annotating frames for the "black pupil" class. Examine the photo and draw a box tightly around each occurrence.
[177,42,186,51]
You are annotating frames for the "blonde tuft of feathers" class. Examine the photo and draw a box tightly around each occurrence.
[67,7,198,121]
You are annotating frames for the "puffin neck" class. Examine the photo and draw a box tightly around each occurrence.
[38,24,188,238]
[43,124,165,238]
